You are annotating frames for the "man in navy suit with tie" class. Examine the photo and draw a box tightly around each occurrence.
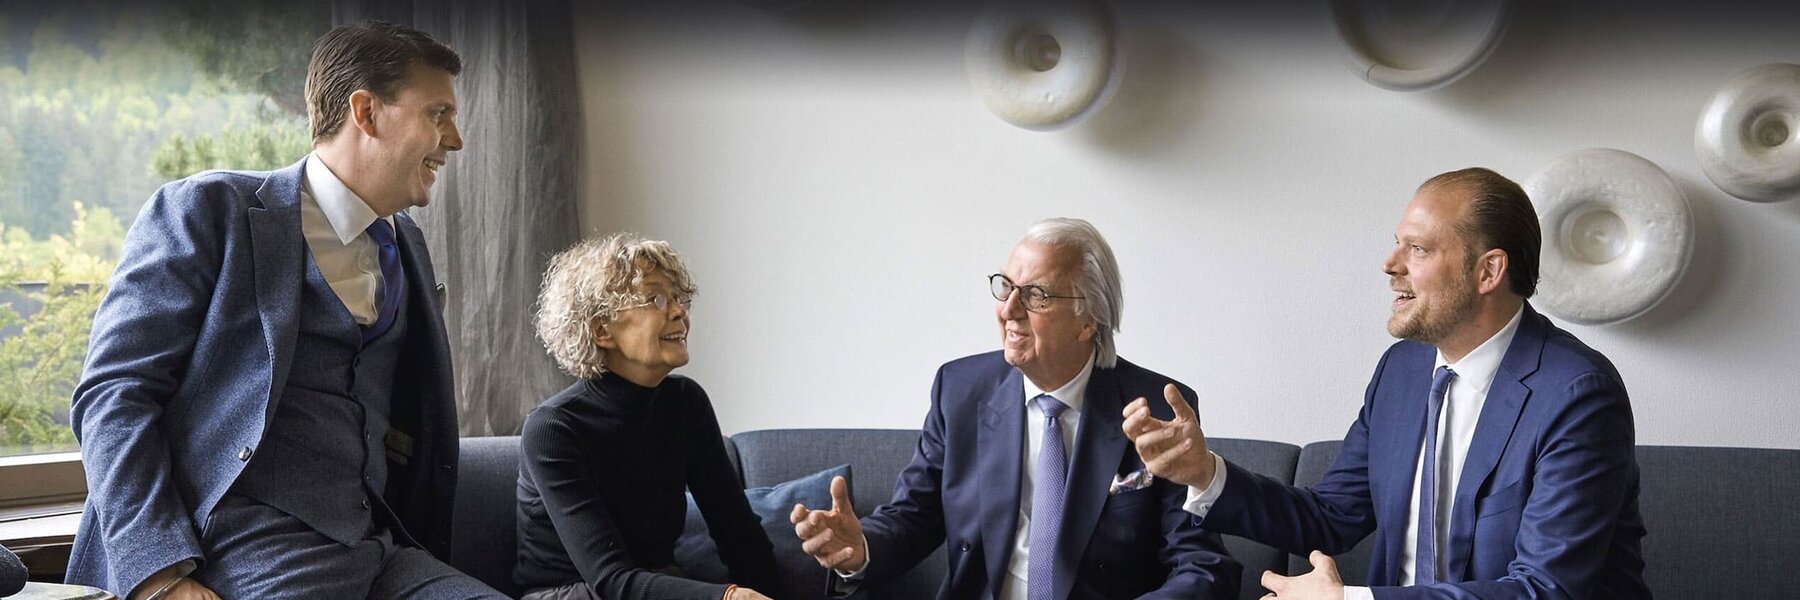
[69,21,506,599]
[791,218,1240,599]
[1126,168,1649,599]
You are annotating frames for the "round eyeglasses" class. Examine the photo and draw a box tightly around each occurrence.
[989,274,1084,312]
[624,292,693,313]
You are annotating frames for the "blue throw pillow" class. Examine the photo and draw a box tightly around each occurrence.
[672,464,852,600]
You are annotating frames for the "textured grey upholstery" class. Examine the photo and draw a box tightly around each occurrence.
[1210,438,1304,600]
[455,432,1800,599]
[1288,441,1800,598]
[1291,440,1376,586]
[1637,445,1800,598]
[450,435,524,597]
[731,428,944,600]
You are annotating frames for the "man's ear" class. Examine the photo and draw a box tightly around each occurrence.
[348,89,378,137]
[1477,249,1509,295]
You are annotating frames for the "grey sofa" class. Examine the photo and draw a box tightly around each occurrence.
[450,431,1800,599]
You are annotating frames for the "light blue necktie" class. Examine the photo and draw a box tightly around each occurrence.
[1415,366,1457,585]
[1027,394,1069,600]
[361,219,405,345]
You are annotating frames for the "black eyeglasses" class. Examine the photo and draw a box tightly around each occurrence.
[989,274,1084,312]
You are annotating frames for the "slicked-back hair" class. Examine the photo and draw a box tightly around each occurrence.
[1022,217,1124,368]
[306,20,462,142]
[1421,167,1541,298]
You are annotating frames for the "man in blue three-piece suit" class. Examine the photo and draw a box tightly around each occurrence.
[1127,168,1649,599]
[791,218,1240,600]
[68,21,505,599]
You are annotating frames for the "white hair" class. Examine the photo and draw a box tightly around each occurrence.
[533,233,697,379]
[1022,217,1122,368]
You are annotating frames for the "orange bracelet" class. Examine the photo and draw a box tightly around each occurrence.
[722,583,738,600]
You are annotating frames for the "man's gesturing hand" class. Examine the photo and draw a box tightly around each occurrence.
[790,475,868,572]
[1122,383,1216,488]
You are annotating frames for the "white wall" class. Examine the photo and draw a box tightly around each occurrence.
[571,1,1800,449]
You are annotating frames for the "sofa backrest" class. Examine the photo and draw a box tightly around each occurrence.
[730,428,944,600]
[1291,440,1376,586]
[1209,437,1304,600]
[451,435,525,597]
[1637,445,1800,598]
[1293,440,1800,597]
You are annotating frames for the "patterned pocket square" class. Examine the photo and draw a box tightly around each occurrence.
[1110,468,1155,495]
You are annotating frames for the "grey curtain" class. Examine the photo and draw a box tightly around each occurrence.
[334,0,581,436]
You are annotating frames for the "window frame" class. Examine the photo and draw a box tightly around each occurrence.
[0,452,86,509]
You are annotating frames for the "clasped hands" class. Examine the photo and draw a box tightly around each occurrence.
[1124,384,1345,599]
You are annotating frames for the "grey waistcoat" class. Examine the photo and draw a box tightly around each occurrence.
[229,256,409,547]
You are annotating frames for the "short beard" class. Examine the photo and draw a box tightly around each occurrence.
[1388,269,1479,344]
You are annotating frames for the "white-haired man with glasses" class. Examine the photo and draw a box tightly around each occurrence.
[792,218,1241,599]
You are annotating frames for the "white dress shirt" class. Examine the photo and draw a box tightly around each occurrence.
[837,354,1097,597]
[1184,307,1523,599]
[999,355,1096,600]
[300,153,394,325]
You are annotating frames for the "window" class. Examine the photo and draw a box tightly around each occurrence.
[0,1,325,502]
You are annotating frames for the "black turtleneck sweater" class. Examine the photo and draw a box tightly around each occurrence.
[514,372,779,598]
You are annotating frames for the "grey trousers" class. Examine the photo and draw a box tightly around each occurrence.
[191,493,507,599]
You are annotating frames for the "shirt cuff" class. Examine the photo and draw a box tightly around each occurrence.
[1181,452,1229,518]
[832,537,871,579]
[1344,586,1374,600]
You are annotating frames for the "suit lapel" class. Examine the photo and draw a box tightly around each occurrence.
[1375,346,1432,585]
[388,211,459,550]
[1055,365,1125,600]
[1444,305,1544,579]
[393,212,450,366]
[248,158,307,423]
[979,368,1025,598]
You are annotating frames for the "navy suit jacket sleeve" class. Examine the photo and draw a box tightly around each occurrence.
[1371,372,1638,600]
[69,178,226,594]
[1207,329,1642,600]
[1203,350,1392,556]
[856,364,953,584]
[853,357,1238,599]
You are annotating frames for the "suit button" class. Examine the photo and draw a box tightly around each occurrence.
[959,542,971,552]
[361,499,371,510]
[237,447,253,461]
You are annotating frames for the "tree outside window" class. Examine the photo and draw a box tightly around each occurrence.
[0,0,327,459]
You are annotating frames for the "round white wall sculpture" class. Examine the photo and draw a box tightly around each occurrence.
[1523,148,1693,326]
[965,0,1120,131]
[1695,63,1800,203]
[1329,0,1512,92]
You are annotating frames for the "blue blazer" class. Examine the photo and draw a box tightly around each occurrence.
[854,351,1240,600]
[66,158,462,595]
[1204,305,1648,599]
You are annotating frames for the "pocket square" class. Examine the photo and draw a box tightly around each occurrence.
[1110,469,1155,495]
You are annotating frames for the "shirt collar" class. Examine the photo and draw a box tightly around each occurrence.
[303,152,385,245]
[1434,305,1525,394]
[1022,352,1097,415]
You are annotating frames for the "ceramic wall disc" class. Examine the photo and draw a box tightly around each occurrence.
[1524,148,1693,326]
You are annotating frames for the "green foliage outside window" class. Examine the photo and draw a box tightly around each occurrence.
[0,204,120,455]
[0,1,326,457]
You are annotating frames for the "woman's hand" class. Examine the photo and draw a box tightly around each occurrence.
[728,586,773,600]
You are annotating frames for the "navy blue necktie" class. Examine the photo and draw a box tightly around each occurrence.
[1027,394,1069,600]
[361,219,405,344]
[1415,366,1457,585]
